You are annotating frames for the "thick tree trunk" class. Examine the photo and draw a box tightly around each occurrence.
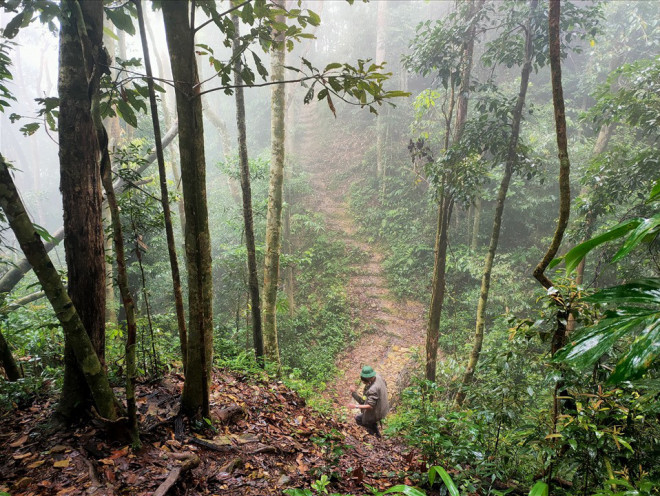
[0,156,119,421]
[163,2,213,418]
[58,0,107,420]
[262,6,287,371]
[232,14,264,364]
[0,124,179,296]
[455,0,538,407]
[135,0,188,374]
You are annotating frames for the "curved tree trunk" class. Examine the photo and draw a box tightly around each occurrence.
[455,0,538,407]
[0,328,22,381]
[232,14,264,364]
[0,156,119,421]
[262,5,287,371]
[135,0,188,374]
[163,1,213,418]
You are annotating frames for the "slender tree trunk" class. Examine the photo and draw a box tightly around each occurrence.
[262,5,287,371]
[135,0,188,374]
[0,328,22,381]
[426,193,453,382]
[163,2,213,417]
[100,148,140,448]
[533,1,572,455]
[232,14,264,364]
[375,0,387,184]
[0,156,119,421]
[455,0,538,407]
[58,0,107,421]
[470,197,481,251]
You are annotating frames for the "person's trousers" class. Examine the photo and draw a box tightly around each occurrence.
[355,414,380,437]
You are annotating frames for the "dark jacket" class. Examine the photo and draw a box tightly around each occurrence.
[351,374,389,424]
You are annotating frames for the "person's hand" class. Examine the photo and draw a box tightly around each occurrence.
[349,385,356,393]
[346,403,357,409]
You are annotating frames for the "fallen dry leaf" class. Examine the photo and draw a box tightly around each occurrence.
[13,452,32,460]
[27,460,45,469]
[9,434,28,447]
[53,459,70,468]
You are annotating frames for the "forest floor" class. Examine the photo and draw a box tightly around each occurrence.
[0,371,427,496]
[296,103,427,410]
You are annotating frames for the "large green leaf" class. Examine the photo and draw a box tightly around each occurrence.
[528,481,549,496]
[608,317,660,384]
[428,466,459,496]
[554,315,646,369]
[383,485,427,496]
[585,279,660,305]
[564,219,640,274]
[611,212,660,262]
[650,179,660,202]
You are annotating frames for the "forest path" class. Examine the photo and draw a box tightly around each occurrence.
[294,103,427,412]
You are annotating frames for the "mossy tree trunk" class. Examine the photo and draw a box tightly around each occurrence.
[162,1,213,418]
[0,156,119,421]
[262,4,287,371]
[232,14,264,364]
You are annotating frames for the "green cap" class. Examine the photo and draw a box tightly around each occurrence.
[360,365,376,379]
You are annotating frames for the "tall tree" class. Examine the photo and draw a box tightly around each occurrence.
[57,0,107,420]
[423,0,485,382]
[232,13,264,364]
[456,0,538,406]
[262,2,287,370]
[0,156,120,422]
[134,0,188,374]
[162,1,213,417]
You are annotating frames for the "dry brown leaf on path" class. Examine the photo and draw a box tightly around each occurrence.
[9,434,28,447]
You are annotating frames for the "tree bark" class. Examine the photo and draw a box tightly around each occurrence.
[426,193,453,382]
[455,0,538,407]
[100,145,140,448]
[135,0,188,374]
[0,156,119,421]
[57,0,107,420]
[232,14,264,364]
[533,1,572,450]
[262,5,287,371]
[163,1,213,417]
[0,328,22,381]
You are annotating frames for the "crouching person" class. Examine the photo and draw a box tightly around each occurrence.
[347,365,389,438]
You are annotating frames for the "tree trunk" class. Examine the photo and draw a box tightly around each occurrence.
[205,106,241,204]
[162,1,213,418]
[135,0,188,374]
[470,197,481,251]
[425,193,453,382]
[57,0,107,421]
[0,156,119,421]
[232,14,264,364]
[0,328,22,381]
[100,145,140,448]
[453,0,486,144]
[455,0,538,407]
[375,0,387,184]
[533,1,572,451]
[262,5,287,371]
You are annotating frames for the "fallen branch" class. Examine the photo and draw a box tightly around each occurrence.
[153,451,200,496]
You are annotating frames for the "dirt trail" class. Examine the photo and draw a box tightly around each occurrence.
[293,103,427,412]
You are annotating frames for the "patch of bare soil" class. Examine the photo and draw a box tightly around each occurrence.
[294,103,426,413]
